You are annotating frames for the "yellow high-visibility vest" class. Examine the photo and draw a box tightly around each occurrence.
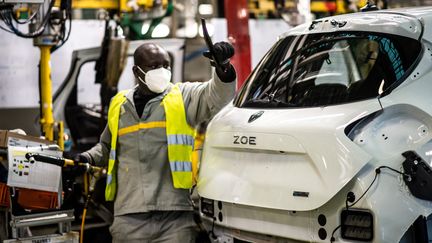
[105,85,195,201]
[105,90,128,201]
[162,85,196,189]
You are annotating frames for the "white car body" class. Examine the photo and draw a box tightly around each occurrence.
[198,7,432,243]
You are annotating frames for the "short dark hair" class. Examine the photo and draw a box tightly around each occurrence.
[134,43,163,65]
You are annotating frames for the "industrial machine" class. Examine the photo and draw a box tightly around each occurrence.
[198,6,432,243]
[0,0,79,241]
[0,0,72,149]
[0,131,78,242]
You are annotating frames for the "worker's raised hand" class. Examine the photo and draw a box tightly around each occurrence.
[203,41,236,83]
[203,41,235,65]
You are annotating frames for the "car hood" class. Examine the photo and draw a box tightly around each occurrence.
[197,99,382,211]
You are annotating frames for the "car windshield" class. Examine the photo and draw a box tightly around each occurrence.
[235,32,421,108]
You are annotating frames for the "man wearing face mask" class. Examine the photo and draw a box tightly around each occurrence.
[75,42,236,242]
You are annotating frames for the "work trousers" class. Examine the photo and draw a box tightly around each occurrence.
[110,211,196,243]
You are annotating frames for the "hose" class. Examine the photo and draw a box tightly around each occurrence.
[80,169,100,243]
[80,192,92,243]
[80,207,87,243]
[83,173,89,196]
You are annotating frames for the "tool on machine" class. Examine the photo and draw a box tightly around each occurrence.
[25,152,105,243]
[360,0,379,11]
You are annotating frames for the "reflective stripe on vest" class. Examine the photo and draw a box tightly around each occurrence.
[105,85,195,201]
[106,90,129,201]
[118,121,166,136]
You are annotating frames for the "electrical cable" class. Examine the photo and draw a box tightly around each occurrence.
[0,23,14,33]
[378,165,409,177]
[0,0,55,38]
[329,165,410,242]
[51,10,71,53]
[51,0,72,53]
[1,8,19,33]
[347,165,410,208]
[16,1,52,37]
[347,169,380,208]
[208,216,217,239]
[0,9,17,33]
[330,225,341,243]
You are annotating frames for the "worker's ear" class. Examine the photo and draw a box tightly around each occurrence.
[132,65,144,80]
[132,65,138,76]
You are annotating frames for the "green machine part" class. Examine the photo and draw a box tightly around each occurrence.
[121,0,173,40]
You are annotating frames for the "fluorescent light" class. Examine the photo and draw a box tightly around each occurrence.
[151,23,170,38]
[141,21,150,35]
[199,4,213,15]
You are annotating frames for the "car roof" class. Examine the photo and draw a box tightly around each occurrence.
[280,7,432,40]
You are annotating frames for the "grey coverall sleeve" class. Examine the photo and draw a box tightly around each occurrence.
[82,125,111,167]
[184,70,236,127]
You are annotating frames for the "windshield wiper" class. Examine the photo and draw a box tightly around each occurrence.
[243,98,296,108]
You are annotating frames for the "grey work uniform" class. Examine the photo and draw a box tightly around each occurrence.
[83,72,236,242]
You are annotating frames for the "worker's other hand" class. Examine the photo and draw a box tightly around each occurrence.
[73,153,92,166]
[203,41,236,83]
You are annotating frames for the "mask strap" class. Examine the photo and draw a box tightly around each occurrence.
[135,66,146,84]
[135,65,146,75]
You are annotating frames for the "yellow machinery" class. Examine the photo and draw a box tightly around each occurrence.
[310,0,369,14]
[39,46,64,149]
[56,0,167,11]
[33,0,67,149]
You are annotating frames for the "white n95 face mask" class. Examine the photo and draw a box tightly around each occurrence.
[136,66,172,94]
